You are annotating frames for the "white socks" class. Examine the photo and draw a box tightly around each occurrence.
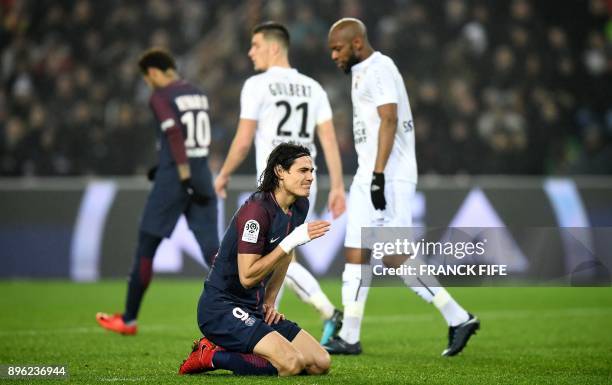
[334,261,469,346]
[401,272,469,326]
[338,263,371,344]
[430,287,469,326]
[282,262,335,320]
[280,258,469,348]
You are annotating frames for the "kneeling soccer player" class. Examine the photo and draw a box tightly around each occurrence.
[179,143,331,376]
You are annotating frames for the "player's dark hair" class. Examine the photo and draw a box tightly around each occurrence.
[252,21,290,49]
[138,48,176,74]
[258,143,310,193]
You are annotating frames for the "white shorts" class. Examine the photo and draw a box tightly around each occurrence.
[344,179,415,248]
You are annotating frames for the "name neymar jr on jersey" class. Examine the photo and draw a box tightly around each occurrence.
[175,94,209,111]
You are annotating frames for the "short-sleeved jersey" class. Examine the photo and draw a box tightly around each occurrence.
[350,52,417,184]
[204,191,309,312]
[239,67,333,177]
[149,80,212,166]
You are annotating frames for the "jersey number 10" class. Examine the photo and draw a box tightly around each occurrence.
[276,101,309,138]
[181,110,211,149]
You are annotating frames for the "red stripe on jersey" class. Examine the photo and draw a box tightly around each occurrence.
[150,90,188,165]
[165,126,188,165]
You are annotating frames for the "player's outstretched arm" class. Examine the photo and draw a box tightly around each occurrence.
[279,220,330,252]
[316,120,346,218]
[214,119,257,198]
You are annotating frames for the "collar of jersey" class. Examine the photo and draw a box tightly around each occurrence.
[268,192,292,216]
[267,66,297,74]
[159,79,186,90]
[351,51,381,72]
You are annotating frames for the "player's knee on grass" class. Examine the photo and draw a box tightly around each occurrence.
[307,349,331,375]
[291,330,331,375]
[254,332,306,376]
[302,342,330,374]
[277,350,306,376]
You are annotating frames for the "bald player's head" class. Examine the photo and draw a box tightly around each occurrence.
[329,18,367,40]
[328,18,372,74]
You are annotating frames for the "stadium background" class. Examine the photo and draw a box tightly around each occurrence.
[0,1,611,384]
[1,0,611,280]
[2,0,611,177]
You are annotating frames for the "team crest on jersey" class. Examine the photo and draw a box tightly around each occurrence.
[245,317,256,326]
[242,219,260,243]
[353,74,361,90]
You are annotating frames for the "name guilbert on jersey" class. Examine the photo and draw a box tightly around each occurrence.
[268,82,312,98]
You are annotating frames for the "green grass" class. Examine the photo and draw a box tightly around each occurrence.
[0,280,611,384]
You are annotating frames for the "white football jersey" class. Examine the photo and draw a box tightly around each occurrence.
[350,52,417,183]
[240,66,333,177]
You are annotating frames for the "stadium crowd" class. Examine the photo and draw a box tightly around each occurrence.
[1,0,611,176]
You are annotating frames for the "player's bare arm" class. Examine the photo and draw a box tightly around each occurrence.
[264,250,293,305]
[370,103,398,211]
[374,103,398,173]
[237,249,291,289]
[214,119,257,198]
[262,250,293,324]
[316,119,346,218]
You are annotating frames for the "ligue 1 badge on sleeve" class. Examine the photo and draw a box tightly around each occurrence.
[242,219,260,243]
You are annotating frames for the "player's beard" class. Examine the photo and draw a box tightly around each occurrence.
[343,52,360,74]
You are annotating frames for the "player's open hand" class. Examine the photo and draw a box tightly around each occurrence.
[262,303,285,325]
[279,220,331,253]
[327,188,346,219]
[307,220,331,240]
[214,174,229,199]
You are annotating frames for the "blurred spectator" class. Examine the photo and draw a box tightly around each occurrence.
[1,0,610,176]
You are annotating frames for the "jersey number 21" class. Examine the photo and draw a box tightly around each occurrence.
[276,100,309,139]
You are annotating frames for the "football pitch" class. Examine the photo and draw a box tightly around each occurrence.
[1,280,611,384]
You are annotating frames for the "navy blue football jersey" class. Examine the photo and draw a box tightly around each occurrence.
[149,80,212,166]
[204,191,309,312]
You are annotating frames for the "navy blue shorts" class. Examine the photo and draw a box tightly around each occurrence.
[197,288,301,353]
[140,158,217,239]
